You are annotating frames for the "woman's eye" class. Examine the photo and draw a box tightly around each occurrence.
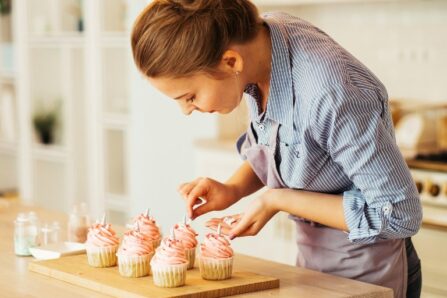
[186,96,195,103]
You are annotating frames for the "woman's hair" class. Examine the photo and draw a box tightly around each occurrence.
[131,0,262,78]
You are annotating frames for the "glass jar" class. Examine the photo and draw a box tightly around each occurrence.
[14,213,39,256]
[67,202,89,243]
[51,221,60,243]
[28,211,41,246]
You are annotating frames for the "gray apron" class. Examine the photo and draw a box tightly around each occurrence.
[238,121,407,297]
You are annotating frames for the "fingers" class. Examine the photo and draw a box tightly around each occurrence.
[205,214,242,229]
[178,177,202,198]
[229,213,254,240]
[204,214,245,237]
[191,198,212,219]
[178,178,208,218]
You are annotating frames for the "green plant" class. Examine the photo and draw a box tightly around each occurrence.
[0,0,11,15]
[32,102,60,145]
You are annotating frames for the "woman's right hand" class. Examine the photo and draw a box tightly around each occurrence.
[178,177,240,220]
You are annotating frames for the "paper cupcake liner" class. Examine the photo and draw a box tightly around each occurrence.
[150,262,188,288]
[152,237,161,249]
[86,245,118,268]
[117,253,154,278]
[199,256,233,280]
[186,247,196,270]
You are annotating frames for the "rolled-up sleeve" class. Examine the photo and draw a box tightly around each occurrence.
[311,85,422,244]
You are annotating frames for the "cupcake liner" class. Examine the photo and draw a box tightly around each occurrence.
[117,253,154,278]
[152,237,161,249]
[199,256,233,280]
[150,262,188,288]
[186,247,196,270]
[86,245,118,268]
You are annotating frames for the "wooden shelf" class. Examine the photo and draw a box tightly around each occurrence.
[32,144,68,163]
[29,33,85,48]
[101,32,130,48]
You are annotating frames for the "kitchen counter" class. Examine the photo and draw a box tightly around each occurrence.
[0,200,393,298]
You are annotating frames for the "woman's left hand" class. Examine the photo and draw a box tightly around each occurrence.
[205,189,280,239]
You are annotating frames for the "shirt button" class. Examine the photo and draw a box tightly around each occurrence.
[258,124,265,131]
[382,203,393,216]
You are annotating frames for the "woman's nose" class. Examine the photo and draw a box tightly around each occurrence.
[180,103,195,115]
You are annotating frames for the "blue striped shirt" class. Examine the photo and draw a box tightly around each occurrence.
[238,12,422,244]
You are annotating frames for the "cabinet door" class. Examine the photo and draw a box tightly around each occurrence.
[412,226,447,296]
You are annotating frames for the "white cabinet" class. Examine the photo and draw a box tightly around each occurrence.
[5,0,135,224]
[413,226,447,296]
[0,3,18,190]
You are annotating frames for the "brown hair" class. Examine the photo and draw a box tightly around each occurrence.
[131,0,262,78]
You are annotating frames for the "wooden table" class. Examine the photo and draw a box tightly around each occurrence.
[0,200,393,298]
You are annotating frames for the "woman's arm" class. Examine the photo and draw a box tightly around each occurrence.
[270,189,348,231]
[214,188,348,239]
[226,160,265,199]
[310,86,422,243]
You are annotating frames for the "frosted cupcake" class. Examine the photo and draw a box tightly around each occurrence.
[199,224,233,280]
[173,216,198,270]
[134,209,162,249]
[150,228,188,288]
[85,215,120,268]
[117,222,154,278]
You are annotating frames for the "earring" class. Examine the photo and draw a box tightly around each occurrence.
[235,71,240,75]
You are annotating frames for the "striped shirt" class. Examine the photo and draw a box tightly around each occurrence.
[237,12,422,244]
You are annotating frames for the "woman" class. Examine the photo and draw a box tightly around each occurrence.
[131,1,422,296]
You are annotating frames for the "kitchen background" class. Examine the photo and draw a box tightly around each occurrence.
[0,0,446,297]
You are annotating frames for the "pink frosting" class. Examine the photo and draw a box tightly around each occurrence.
[173,223,198,249]
[118,229,154,256]
[151,237,188,265]
[85,223,120,247]
[134,213,161,241]
[200,232,233,259]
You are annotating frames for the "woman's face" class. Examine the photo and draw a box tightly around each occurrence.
[149,71,244,115]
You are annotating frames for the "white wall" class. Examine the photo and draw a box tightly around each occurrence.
[260,0,447,103]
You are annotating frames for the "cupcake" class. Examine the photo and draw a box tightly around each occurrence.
[134,209,162,248]
[199,224,233,280]
[85,215,120,268]
[117,222,154,278]
[173,216,198,270]
[150,228,188,288]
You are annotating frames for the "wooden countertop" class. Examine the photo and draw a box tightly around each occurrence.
[0,200,393,298]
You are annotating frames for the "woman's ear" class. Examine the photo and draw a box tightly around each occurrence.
[220,50,244,74]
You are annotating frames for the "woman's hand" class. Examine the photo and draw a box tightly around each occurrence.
[178,177,240,220]
[205,189,280,239]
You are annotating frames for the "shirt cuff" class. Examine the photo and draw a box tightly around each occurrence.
[342,189,392,244]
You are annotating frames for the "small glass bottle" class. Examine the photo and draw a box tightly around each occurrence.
[41,223,52,246]
[51,221,60,243]
[14,213,39,256]
[28,211,41,246]
[67,202,89,243]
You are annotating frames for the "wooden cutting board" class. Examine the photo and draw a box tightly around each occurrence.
[29,254,279,298]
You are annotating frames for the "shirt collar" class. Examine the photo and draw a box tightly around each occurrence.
[244,15,294,127]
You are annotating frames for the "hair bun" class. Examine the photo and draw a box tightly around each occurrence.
[132,0,261,77]
[167,0,221,12]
